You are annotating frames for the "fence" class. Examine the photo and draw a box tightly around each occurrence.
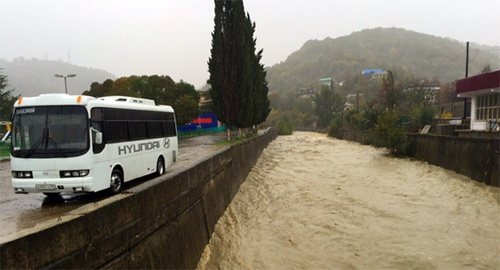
[177,126,227,140]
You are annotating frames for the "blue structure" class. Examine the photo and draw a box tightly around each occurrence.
[362,69,383,75]
[177,112,218,131]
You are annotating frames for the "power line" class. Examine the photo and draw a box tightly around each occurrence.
[430,50,465,77]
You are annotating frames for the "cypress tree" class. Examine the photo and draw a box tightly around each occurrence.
[241,14,270,130]
[234,12,256,131]
[208,0,244,141]
[208,0,270,140]
[251,46,270,126]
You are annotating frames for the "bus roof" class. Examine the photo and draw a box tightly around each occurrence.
[98,96,155,105]
[14,94,173,112]
[14,94,96,107]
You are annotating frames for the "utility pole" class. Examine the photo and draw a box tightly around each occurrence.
[463,42,469,120]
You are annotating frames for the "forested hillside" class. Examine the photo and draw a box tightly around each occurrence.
[266,28,500,93]
[0,58,116,97]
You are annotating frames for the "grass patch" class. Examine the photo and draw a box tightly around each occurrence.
[0,143,9,157]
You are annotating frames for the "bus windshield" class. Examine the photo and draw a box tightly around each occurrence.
[11,106,90,158]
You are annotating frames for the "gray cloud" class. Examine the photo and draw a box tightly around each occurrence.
[1,0,499,89]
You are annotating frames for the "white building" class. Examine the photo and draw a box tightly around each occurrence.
[456,70,500,131]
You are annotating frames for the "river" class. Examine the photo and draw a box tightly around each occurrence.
[197,132,500,269]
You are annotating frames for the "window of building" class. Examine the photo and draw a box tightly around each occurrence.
[476,93,499,121]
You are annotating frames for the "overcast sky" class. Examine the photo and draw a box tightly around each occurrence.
[1,0,499,89]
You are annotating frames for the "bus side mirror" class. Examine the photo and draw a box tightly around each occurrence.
[91,128,103,144]
[95,132,103,144]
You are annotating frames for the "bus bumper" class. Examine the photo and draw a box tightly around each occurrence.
[12,177,96,194]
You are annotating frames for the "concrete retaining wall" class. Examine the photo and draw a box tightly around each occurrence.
[0,129,278,269]
[338,130,499,187]
[407,134,499,187]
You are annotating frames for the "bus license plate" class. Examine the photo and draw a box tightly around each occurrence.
[35,184,56,190]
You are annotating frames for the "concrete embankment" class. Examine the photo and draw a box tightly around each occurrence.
[0,129,277,269]
[407,134,499,187]
[338,129,499,187]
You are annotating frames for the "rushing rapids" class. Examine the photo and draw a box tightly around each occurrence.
[198,132,500,269]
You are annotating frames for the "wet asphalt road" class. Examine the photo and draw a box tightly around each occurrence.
[0,133,227,240]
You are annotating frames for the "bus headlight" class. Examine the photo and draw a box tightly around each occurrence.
[60,170,90,178]
[12,171,33,178]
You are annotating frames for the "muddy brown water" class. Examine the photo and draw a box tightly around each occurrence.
[198,132,500,269]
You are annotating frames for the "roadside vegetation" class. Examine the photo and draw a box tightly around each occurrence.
[0,68,18,120]
[0,69,16,157]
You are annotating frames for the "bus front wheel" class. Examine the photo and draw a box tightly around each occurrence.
[156,157,165,177]
[109,169,123,195]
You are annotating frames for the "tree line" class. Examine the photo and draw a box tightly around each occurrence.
[82,75,200,126]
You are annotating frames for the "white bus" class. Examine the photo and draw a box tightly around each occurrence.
[10,94,178,196]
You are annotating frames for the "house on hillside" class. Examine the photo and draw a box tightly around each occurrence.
[297,87,316,98]
[319,77,335,89]
[402,81,441,103]
[362,69,387,80]
[456,70,500,133]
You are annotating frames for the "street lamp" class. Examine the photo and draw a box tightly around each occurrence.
[54,74,76,94]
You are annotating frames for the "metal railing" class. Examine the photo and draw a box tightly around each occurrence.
[433,117,470,130]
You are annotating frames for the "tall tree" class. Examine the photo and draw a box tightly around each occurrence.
[379,71,402,111]
[251,48,271,126]
[234,12,270,131]
[208,0,269,141]
[0,69,19,120]
[314,86,345,128]
[208,0,242,141]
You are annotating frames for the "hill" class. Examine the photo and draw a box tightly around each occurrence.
[0,58,116,97]
[266,28,500,93]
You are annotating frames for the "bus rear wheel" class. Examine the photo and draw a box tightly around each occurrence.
[156,157,165,177]
[109,169,123,195]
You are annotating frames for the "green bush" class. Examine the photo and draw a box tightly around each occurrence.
[371,109,408,156]
[327,116,343,138]
[276,120,293,135]
[410,105,435,132]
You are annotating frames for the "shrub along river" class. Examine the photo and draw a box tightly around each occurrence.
[198,132,499,269]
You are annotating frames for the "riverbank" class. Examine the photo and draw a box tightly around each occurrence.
[198,132,500,269]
